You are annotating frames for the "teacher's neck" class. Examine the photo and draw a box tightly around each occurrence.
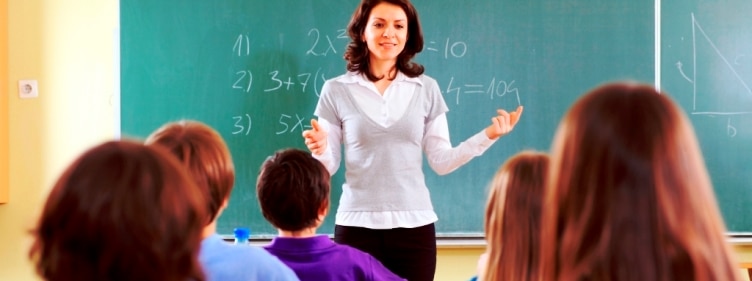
[369,59,398,80]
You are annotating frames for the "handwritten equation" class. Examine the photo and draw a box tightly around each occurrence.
[232,69,328,95]
[446,77,520,105]
[231,112,312,136]
[228,28,523,137]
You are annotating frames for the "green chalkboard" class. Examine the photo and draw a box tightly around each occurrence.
[121,0,654,238]
[661,0,752,233]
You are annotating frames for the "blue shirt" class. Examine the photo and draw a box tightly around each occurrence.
[264,235,405,281]
[200,234,299,281]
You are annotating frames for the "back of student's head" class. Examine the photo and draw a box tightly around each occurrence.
[541,82,740,281]
[257,148,330,232]
[483,151,548,281]
[145,120,235,223]
[29,140,207,281]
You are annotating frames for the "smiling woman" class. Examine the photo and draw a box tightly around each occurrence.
[299,0,523,280]
[359,1,413,86]
[362,2,410,92]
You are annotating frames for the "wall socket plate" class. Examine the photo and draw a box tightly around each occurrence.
[18,80,39,99]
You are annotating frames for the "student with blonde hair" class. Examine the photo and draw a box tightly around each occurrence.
[146,120,298,281]
[540,82,741,281]
[473,151,548,281]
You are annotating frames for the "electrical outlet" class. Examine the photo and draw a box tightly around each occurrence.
[19,80,39,99]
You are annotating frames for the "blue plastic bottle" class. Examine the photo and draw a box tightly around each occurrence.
[233,227,250,245]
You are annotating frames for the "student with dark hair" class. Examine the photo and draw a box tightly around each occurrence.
[540,82,742,281]
[301,0,523,279]
[146,120,298,281]
[257,148,404,281]
[473,151,548,281]
[29,140,208,281]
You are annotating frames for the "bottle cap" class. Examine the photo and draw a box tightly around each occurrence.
[233,227,251,241]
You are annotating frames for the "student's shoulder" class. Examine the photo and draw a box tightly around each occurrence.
[334,244,387,267]
[230,243,283,261]
[200,236,300,280]
[202,235,279,262]
[247,249,300,281]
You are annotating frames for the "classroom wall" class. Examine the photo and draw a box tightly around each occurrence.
[0,1,750,281]
[0,0,42,278]
[1,0,9,204]
[0,0,118,279]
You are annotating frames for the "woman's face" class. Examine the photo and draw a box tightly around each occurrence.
[363,2,408,64]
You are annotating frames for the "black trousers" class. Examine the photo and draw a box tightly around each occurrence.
[334,223,437,281]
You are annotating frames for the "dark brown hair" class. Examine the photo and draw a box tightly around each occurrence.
[344,0,424,81]
[257,148,330,231]
[541,82,741,281]
[483,151,548,281]
[29,140,207,281]
[145,120,235,223]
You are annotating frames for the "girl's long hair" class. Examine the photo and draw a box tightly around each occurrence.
[540,82,741,281]
[483,151,548,281]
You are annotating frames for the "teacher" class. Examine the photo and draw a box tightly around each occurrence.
[302,0,523,280]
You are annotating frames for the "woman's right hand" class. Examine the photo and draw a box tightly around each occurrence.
[302,119,328,155]
[484,106,523,140]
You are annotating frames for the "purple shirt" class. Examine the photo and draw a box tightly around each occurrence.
[264,235,405,281]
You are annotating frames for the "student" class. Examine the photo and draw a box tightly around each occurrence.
[145,120,299,281]
[540,82,742,281]
[257,148,405,281]
[300,0,523,279]
[472,151,548,281]
[28,140,208,281]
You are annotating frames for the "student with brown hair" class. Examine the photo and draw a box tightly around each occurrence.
[540,82,742,281]
[474,151,548,281]
[145,120,299,281]
[257,148,404,281]
[29,140,207,281]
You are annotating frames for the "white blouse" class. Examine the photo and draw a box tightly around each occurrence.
[314,72,497,229]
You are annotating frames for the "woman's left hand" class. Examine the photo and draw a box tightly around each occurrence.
[485,105,523,139]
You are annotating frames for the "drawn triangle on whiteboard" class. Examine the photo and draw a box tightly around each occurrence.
[691,13,752,116]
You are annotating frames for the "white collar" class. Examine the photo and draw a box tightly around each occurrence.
[337,71,423,87]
